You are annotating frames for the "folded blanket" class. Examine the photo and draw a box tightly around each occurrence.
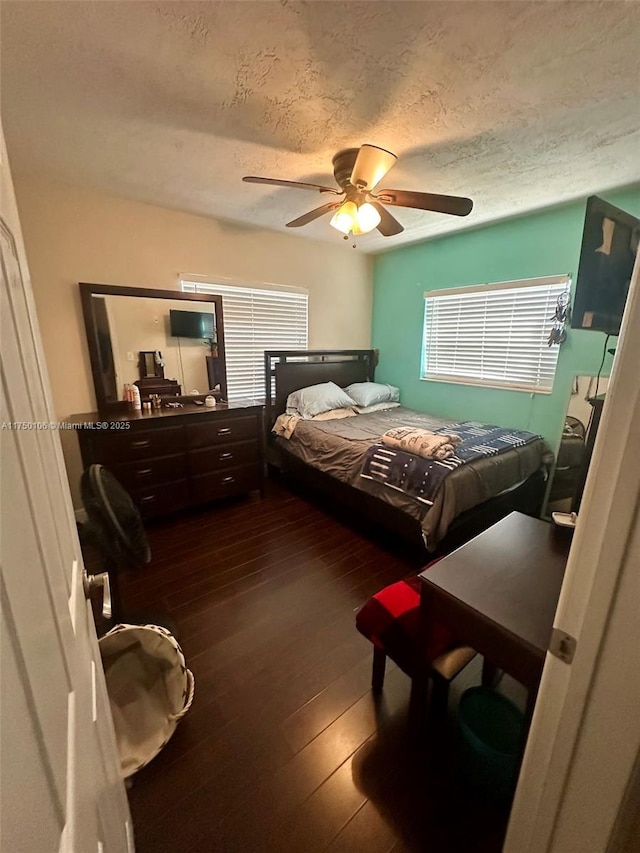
[381,427,461,460]
[273,407,357,440]
[273,413,300,439]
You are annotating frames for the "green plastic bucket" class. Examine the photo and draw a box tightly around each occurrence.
[458,687,525,802]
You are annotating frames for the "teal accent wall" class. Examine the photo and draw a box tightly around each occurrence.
[372,185,640,451]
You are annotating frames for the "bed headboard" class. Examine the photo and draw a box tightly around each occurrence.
[264,349,377,426]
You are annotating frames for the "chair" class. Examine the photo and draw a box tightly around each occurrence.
[356,570,477,725]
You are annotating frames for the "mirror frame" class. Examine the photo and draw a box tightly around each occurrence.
[139,350,165,379]
[79,282,227,412]
[544,373,605,518]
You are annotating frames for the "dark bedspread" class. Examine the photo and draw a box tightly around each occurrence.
[275,407,551,549]
[361,422,543,506]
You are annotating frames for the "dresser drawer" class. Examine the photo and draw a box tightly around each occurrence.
[95,426,184,463]
[186,415,258,449]
[188,440,259,475]
[132,479,189,519]
[190,465,261,503]
[110,453,186,490]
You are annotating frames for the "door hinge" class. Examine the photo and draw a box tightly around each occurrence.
[549,628,577,664]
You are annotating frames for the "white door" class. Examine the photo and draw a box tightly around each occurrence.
[0,127,132,851]
[505,250,640,848]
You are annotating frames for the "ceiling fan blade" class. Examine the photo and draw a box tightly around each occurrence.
[371,202,404,236]
[243,176,340,194]
[285,202,342,228]
[350,145,397,191]
[375,189,473,217]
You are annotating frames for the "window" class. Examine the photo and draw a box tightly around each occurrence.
[181,278,308,400]
[422,275,570,393]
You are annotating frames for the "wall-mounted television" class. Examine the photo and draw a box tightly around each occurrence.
[169,309,215,340]
[571,195,640,336]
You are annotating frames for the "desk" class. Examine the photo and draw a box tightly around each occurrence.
[419,512,571,714]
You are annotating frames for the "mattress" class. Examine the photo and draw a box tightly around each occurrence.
[275,406,549,549]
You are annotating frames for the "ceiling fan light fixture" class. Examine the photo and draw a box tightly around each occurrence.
[355,202,381,234]
[330,200,380,237]
[350,144,398,190]
[243,144,473,238]
[330,200,358,235]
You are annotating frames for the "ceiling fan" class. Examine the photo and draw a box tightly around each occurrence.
[242,144,473,239]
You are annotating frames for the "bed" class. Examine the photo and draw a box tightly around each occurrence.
[265,349,552,554]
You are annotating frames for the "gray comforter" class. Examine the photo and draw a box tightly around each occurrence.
[276,407,550,549]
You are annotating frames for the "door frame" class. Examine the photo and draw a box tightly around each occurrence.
[505,250,640,850]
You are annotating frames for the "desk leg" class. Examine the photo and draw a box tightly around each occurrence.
[409,675,427,733]
[372,647,386,694]
[512,684,540,782]
[525,684,539,728]
[414,586,446,732]
[481,659,503,688]
[429,674,450,722]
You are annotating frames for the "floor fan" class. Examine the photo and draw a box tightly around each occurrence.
[79,464,158,630]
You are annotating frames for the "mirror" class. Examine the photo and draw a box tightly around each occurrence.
[547,374,609,515]
[140,351,163,378]
[80,283,227,411]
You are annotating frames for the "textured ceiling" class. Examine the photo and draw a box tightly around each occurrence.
[2,1,639,253]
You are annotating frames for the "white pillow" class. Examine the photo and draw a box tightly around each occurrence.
[286,382,356,419]
[355,401,401,414]
[345,382,400,408]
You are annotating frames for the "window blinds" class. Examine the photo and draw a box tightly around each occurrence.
[181,280,308,400]
[422,275,569,393]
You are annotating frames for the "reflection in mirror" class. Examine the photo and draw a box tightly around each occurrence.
[90,294,222,404]
[142,351,158,377]
[547,374,610,515]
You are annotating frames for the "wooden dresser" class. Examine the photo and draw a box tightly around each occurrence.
[70,402,264,519]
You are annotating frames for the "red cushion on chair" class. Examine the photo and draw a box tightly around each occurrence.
[355,562,456,678]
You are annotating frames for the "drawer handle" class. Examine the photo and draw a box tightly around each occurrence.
[219,452,233,461]
[136,468,153,476]
[217,428,232,436]
[221,476,235,484]
[140,495,157,503]
[131,440,151,448]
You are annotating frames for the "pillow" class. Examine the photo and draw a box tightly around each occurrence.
[286,382,356,419]
[345,382,400,408]
[354,401,401,415]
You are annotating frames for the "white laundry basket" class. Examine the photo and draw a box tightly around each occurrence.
[99,623,195,778]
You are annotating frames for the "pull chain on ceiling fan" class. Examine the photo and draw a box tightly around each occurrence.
[242,144,473,239]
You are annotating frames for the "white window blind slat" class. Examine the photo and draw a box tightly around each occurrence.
[422,277,569,393]
[182,280,308,400]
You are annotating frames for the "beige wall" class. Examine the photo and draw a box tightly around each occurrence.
[15,176,372,506]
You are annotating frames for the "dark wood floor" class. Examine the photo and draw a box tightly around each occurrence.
[119,481,510,853]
